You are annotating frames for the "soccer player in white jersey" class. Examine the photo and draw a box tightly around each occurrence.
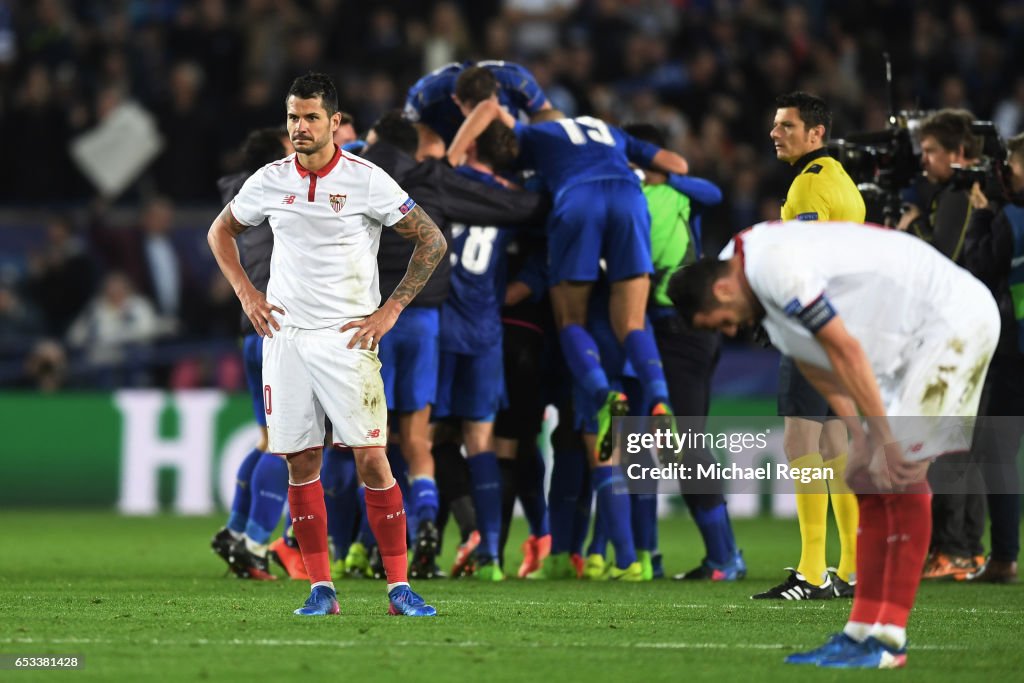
[208,73,446,617]
[669,221,1000,669]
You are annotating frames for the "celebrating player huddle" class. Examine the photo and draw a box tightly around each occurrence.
[207,62,1001,670]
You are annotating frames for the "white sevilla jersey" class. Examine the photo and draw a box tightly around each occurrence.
[721,221,998,386]
[231,146,415,329]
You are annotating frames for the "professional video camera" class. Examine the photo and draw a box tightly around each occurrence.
[828,111,925,224]
[948,121,1011,194]
[825,54,1011,224]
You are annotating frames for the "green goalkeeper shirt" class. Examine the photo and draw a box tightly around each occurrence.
[644,183,696,308]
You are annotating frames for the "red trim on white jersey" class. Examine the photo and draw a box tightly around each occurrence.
[340,150,373,169]
[294,145,343,178]
[307,175,317,202]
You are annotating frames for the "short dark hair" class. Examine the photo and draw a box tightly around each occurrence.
[667,258,731,326]
[242,128,287,171]
[622,122,667,148]
[370,110,418,156]
[919,108,980,157]
[775,91,832,140]
[286,72,339,117]
[455,66,498,107]
[475,121,519,171]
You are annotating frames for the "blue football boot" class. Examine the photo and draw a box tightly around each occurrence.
[818,636,907,669]
[293,585,340,616]
[785,633,862,665]
[387,585,437,617]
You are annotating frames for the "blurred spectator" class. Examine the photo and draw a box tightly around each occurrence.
[152,61,219,200]
[24,214,97,336]
[66,271,161,366]
[94,197,195,335]
[20,339,68,392]
[422,1,472,72]
[993,77,1024,139]
[0,284,44,355]
[502,0,577,58]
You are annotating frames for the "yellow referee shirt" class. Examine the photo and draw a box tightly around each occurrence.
[781,148,866,223]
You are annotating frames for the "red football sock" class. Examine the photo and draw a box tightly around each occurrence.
[848,494,887,625]
[288,477,332,586]
[364,481,408,585]
[877,488,932,628]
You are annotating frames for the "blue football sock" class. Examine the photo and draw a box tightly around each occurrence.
[243,452,288,545]
[571,466,593,556]
[593,466,637,569]
[322,447,358,555]
[356,486,377,547]
[517,447,550,537]
[544,448,585,557]
[623,329,669,410]
[631,493,657,552]
[227,447,263,533]
[385,443,414,544]
[549,447,585,554]
[559,324,610,403]
[410,475,439,530]
[693,503,735,566]
[467,451,503,562]
[386,443,411,502]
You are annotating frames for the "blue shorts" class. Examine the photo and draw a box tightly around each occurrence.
[548,179,653,285]
[242,334,267,427]
[434,345,507,422]
[378,307,439,413]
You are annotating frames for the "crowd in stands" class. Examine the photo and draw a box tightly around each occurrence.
[2,0,1024,389]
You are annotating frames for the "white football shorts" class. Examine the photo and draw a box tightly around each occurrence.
[262,326,388,454]
[883,289,1000,461]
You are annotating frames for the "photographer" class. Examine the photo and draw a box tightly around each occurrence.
[959,132,1024,583]
[896,109,983,263]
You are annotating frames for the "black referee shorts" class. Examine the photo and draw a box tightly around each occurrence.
[777,355,835,421]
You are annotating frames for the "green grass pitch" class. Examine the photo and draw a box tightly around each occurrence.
[1,511,1022,682]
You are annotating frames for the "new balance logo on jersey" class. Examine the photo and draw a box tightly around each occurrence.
[367,428,381,438]
[282,195,297,204]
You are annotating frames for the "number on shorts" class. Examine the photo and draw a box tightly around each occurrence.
[264,385,272,415]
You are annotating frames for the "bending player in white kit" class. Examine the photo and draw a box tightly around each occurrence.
[669,221,999,669]
[208,72,446,617]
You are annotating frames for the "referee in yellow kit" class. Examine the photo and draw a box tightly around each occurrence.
[753,92,865,601]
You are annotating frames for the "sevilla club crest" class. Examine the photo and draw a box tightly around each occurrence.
[329,193,347,213]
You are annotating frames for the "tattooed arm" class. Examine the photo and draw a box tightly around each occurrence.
[341,205,447,350]
[388,205,447,307]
